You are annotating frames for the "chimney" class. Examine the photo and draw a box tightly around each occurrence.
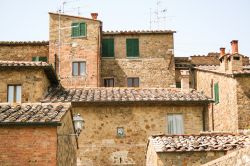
[231,40,238,54]
[180,70,190,91]
[220,47,226,57]
[91,13,98,20]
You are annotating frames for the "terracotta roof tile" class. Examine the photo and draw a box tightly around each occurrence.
[103,30,176,35]
[150,134,250,152]
[0,60,49,67]
[0,41,49,46]
[0,103,70,124]
[42,87,212,103]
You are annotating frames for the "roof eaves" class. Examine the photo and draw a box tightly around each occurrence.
[0,121,62,127]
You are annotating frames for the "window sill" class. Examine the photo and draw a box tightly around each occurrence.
[101,57,115,59]
[126,56,140,59]
[72,75,87,78]
[71,36,87,39]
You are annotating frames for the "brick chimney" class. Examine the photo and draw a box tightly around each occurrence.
[220,47,226,57]
[219,47,228,72]
[180,70,189,91]
[231,40,238,54]
[91,13,98,20]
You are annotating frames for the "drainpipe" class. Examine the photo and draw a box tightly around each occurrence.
[211,79,214,131]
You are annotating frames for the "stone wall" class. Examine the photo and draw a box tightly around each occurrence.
[57,109,77,166]
[191,55,220,66]
[0,42,49,61]
[49,13,101,88]
[236,76,250,129]
[73,104,205,166]
[101,34,175,88]
[202,146,250,166]
[196,70,238,131]
[0,126,57,166]
[0,69,50,103]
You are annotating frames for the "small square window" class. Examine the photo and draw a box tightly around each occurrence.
[127,77,139,87]
[233,56,240,60]
[72,62,86,76]
[104,78,114,87]
[117,127,125,137]
[8,85,21,103]
[167,114,184,134]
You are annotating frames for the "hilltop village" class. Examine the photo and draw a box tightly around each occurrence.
[0,12,250,166]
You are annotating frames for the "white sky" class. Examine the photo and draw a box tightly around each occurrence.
[0,0,249,57]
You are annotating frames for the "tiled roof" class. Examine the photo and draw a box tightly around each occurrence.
[0,41,49,46]
[150,134,250,152]
[103,30,176,35]
[0,60,49,67]
[49,12,102,22]
[0,103,70,125]
[0,61,59,85]
[42,87,212,103]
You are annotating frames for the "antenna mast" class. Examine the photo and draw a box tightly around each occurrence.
[150,0,167,30]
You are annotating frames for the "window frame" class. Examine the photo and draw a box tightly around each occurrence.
[127,77,139,87]
[71,22,87,38]
[7,84,22,103]
[167,114,184,135]
[126,38,139,58]
[72,61,86,76]
[104,78,115,87]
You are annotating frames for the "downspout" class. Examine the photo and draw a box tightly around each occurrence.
[211,79,214,131]
[97,23,102,87]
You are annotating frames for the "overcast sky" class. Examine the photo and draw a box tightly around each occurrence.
[0,0,249,57]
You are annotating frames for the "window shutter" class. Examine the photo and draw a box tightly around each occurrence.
[80,23,86,36]
[39,57,47,62]
[126,39,139,57]
[102,39,114,57]
[214,83,219,104]
[71,23,79,37]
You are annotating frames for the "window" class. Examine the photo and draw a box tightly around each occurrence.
[102,38,114,57]
[126,39,139,57]
[8,85,21,103]
[176,82,181,88]
[104,78,114,87]
[214,82,219,104]
[32,56,47,62]
[117,127,125,137]
[71,22,86,37]
[167,114,184,134]
[127,77,139,87]
[233,56,240,60]
[72,62,86,76]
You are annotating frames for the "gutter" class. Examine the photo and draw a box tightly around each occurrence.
[0,122,62,127]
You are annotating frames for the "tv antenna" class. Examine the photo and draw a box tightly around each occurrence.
[150,0,167,30]
[58,0,82,15]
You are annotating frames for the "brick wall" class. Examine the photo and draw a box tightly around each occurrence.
[0,43,49,61]
[0,69,50,103]
[74,104,205,166]
[57,109,77,166]
[101,34,175,88]
[0,126,57,166]
[49,13,101,88]
[196,70,238,131]
[202,146,250,166]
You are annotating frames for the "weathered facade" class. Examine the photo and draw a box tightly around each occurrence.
[49,13,102,88]
[0,104,77,166]
[146,134,250,166]
[195,40,250,131]
[101,31,176,88]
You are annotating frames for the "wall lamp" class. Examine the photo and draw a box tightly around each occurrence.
[73,113,85,136]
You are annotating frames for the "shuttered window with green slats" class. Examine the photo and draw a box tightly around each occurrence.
[214,82,219,104]
[126,39,139,57]
[71,22,86,37]
[32,56,47,62]
[102,38,114,57]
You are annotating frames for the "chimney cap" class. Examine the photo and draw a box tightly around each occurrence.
[91,13,98,20]
[231,40,238,44]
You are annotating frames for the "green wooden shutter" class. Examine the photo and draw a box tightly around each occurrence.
[79,23,86,36]
[214,83,219,104]
[32,57,38,61]
[102,39,114,57]
[126,39,139,57]
[39,57,48,62]
[71,23,79,37]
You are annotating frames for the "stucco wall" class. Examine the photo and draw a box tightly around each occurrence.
[101,34,175,88]
[74,104,204,166]
[49,13,101,88]
[196,70,238,131]
[0,126,57,166]
[0,69,50,103]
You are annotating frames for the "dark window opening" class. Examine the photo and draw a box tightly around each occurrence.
[233,56,240,60]
[104,78,114,87]
[127,77,139,87]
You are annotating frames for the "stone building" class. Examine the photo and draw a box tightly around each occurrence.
[0,103,77,166]
[146,133,250,166]
[195,40,250,132]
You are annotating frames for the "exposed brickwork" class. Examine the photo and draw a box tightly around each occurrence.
[0,126,57,166]
[74,104,205,166]
[101,33,175,88]
[0,69,50,103]
[0,42,49,61]
[49,13,101,88]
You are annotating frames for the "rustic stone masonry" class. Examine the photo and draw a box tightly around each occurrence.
[0,41,49,61]
[49,12,102,88]
[101,31,176,88]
